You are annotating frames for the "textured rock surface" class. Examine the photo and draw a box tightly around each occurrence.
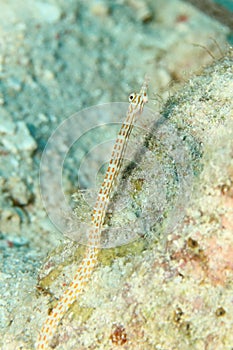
[35,50,233,350]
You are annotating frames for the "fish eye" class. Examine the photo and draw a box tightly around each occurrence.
[129,93,135,102]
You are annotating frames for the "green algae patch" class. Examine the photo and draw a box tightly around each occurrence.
[69,303,94,323]
[38,242,86,291]
[98,238,149,266]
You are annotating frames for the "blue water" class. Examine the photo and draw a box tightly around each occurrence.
[214,0,233,11]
